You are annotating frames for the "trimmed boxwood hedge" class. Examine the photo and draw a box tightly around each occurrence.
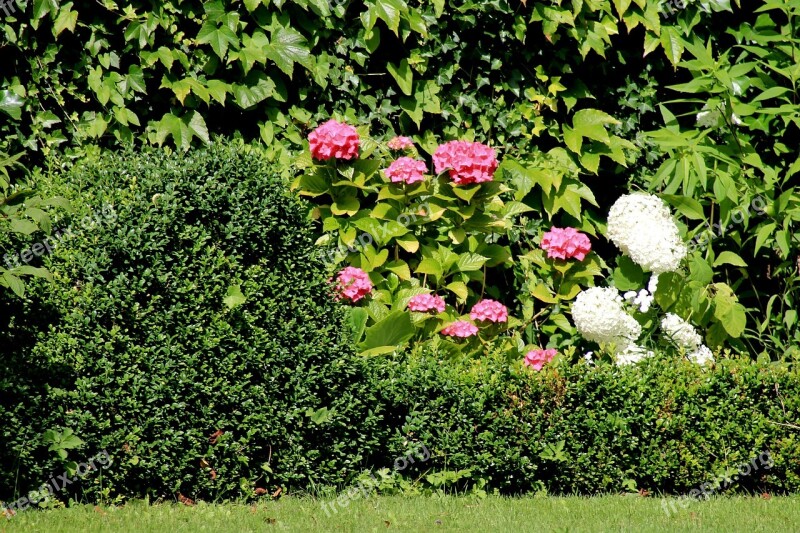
[377,347,800,495]
[0,141,388,502]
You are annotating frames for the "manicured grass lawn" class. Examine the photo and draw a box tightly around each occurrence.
[3,495,798,532]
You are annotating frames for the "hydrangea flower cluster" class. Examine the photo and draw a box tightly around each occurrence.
[541,227,592,261]
[441,320,479,338]
[623,289,654,313]
[607,193,687,274]
[308,120,360,161]
[572,287,642,353]
[333,266,372,302]
[407,293,446,313]
[385,157,427,185]
[387,136,414,150]
[524,348,557,371]
[615,344,653,366]
[469,299,508,323]
[660,313,714,365]
[433,141,498,185]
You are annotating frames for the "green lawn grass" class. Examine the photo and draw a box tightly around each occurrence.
[3,495,798,532]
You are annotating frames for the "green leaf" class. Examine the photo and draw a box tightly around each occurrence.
[331,196,360,216]
[445,281,468,302]
[358,310,415,352]
[713,251,748,268]
[562,125,583,154]
[387,59,413,96]
[224,285,247,310]
[384,260,411,280]
[186,111,210,144]
[689,254,713,285]
[1,271,24,297]
[0,90,24,120]
[232,71,276,109]
[452,184,481,203]
[196,23,239,60]
[53,3,79,37]
[719,303,746,338]
[9,218,39,235]
[347,307,369,345]
[395,234,419,253]
[33,0,58,22]
[266,26,313,78]
[572,109,619,145]
[613,256,644,291]
[372,0,407,36]
[660,194,705,220]
[754,222,775,255]
[416,256,444,278]
[660,26,684,67]
[453,253,488,273]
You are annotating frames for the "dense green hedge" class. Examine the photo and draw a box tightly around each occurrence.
[378,346,800,495]
[0,141,387,502]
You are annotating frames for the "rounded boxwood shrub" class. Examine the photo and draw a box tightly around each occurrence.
[0,141,388,502]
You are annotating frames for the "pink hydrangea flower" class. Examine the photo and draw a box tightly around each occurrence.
[433,140,498,186]
[440,320,479,338]
[385,157,427,185]
[308,120,360,161]
[407,294,446,313]
[540,227,592,261]
[388,136,414,150]
[333,266,372,302]
[469,299,508,323]
[524,348,557,371]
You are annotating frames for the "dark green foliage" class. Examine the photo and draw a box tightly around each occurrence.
[0,141,387,502]
[378,347,800,495]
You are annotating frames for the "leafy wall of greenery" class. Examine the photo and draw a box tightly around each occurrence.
[6,0,795,357]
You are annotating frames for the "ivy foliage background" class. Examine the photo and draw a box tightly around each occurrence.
[3,0,799,356]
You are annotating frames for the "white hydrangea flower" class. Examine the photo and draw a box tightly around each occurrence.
[660,313,702,349]
[572,287,642,349]
[647,274,659,294]
[660,313,714,365]
[607,193,687,274]
[623,291,637,303]
[633,289,653,313]
[615,344,654,366]
[688,345,714,365]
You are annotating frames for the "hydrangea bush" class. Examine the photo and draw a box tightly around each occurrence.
[295,120,603,367]
[295,120,746,370]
